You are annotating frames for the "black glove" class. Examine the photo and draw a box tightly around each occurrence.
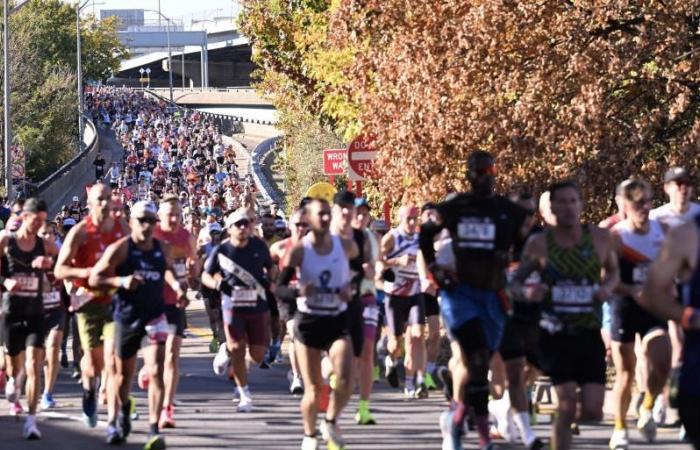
[381,268,396,283]
[218,279,233,297]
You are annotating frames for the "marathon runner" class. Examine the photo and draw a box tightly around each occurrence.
[54,184,127,434]
[510,180,620,450]
[381,203,429,399]
[276,198,359,450]
[642,199,700,450]
[89,200,187,448]
[153,194,198,428]
[419,151,530,450]
[1,198,58,439]
[270,207,309,396]
[202,208,277,412]
[608,179,672,449]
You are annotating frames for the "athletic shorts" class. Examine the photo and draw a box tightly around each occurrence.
[43,308,67,336]
[601,300,612,333]
[222,309,270,347]
[76,302,115,351]
[277,296,296,323]
[498,317,541,368]
[678,393,700,449]
[610,297,667,343]
[385,294,426,336]
[115,314,168,360]
[164,305,186,338]
[346,295,378,358]
[424,293,440,317]
[294,311,348,351]
[4,314,44,356]
[539,329,606,386]
[440,283,506,352]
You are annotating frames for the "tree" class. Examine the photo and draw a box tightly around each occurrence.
[329,1,700,218]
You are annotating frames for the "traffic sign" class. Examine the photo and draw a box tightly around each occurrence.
[323,148,346,175]
[347,135,377,181]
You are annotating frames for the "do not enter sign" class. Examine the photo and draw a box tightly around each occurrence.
[347,135,377,181]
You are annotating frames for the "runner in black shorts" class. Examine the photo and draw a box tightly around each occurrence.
[90,201,187,448]
[276,198,359,450]
[1,198,58,439]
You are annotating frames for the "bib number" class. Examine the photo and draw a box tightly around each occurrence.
[144,314,169,344]
[42,291,61,308]
[230,288,258,307]
[306,292,341,309]
[551,285,594,304]
[457,218,495,249]
[362,305,380,327]
[173,261,188,279]
[15,275,39,293]
[633,266,649,284]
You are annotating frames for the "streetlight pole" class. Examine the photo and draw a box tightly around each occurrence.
[4,0,11,200]
[76,1,84,155]
[165,17,173,104]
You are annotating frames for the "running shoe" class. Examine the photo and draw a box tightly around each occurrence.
[652,395,666,426]
[5,376,17,403]
[355,407,376,425]
[9,400,24,416]
[415,383,429,399]
[437,366,454,402]
[440,410,464,450]
[290,376,304,396]
[71,366,81,380]
[23,420,41,440]
[40,392,57,410]
[237,393,253,413]
[213,344,230,376]
[609,428,629,450]
[637,408,657,442]
[106,424,124,445]
[424,372,438,390]
[143,434,166,450]
[528,438,546,450]
[82,390,98,428]
[120,398,133,437]
[159,404,176,429]
[301,435,318,450]
[320,420,345,450]
[404,387,416,399]
[384,355,399,388]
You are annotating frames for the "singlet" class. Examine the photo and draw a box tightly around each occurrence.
[154,226,193,306]
[384,228,421,297]
[540,227,602,334]
[680,215,700,395]
[436,193,527,290]
[114,239,166,326]
[613,219,664,306]
[297,234,350,316]
[72,216,126,306]
[2,234,45,316]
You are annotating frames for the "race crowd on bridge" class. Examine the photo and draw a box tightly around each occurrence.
[0,87,698,450]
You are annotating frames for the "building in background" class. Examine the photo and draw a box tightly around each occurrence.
[100,9,144,31]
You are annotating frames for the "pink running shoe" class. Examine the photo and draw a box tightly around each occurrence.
[159,404,176,429]
[9,400,24,416]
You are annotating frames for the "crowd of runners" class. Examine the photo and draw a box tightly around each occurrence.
[0,87,698,450]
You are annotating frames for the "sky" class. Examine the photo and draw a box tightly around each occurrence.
[68,0,240,22]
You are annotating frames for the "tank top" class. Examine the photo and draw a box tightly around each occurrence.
[72,216,126,305]
[384,228,421,297]
[114,239,166,326]
[680,215,700,395]
[154,226,192,306]
[3,233,46,316]
[297,234,349,316]
[613,219,664,295]
[541,227,602,334]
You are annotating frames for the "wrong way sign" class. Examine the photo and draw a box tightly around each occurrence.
[347,135,377,181]
[323,148,346,175]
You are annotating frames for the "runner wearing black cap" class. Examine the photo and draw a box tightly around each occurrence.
[650,167,700,229]
[419,151,530,450]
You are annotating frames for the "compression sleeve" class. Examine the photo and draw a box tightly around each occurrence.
[275,266,299,302]
[419,220,443,266]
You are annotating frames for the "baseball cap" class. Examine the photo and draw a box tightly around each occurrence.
[63,218,77,227]
[664,167,692,184]
[333,190,355,206]
[354,198,370,210]
[225,209,249,228]
[131,201,157,218]
[274,219,287,229]
[72,196,79,202]
[207,223,223,235]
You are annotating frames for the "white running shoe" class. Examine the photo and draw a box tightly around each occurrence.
[237,394,253,413]
[637,408,657,442]
[652,395,666,426]
[404,387,416,399]
[290,376,304,396]
[23,420,41,440]
[301,436,318,450]
[212,344,230,376]
[5,377,16,403]
[320,420,345,450]
[609,428,629,450]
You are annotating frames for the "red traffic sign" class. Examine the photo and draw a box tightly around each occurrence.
[323,148,347,175]
[347,135,377,181]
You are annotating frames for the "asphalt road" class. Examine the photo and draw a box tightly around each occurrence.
[0,299,693,450]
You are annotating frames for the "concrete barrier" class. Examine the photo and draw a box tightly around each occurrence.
[250,135,284,208]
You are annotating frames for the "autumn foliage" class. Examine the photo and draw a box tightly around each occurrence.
[241,1,700,219]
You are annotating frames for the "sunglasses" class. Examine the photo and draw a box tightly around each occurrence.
[137,217,157,225]
[294,222,308,228]
[234,219,250,228]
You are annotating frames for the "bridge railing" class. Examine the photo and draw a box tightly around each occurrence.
[250,135,284,208]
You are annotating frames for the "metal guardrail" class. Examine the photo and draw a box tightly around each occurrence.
[250,135,284,207]
[36,115,98,193]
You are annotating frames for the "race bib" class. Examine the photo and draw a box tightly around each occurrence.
[633,266,649,284]
[173,261,188,279]
[458,219,496,241]
[144,314,169,344]
[42,291,61,308]
[14,275,39,293]
[551,285,594,304]
[230,288,258,307]
[306,292,341,309]
[362,305,380,326]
